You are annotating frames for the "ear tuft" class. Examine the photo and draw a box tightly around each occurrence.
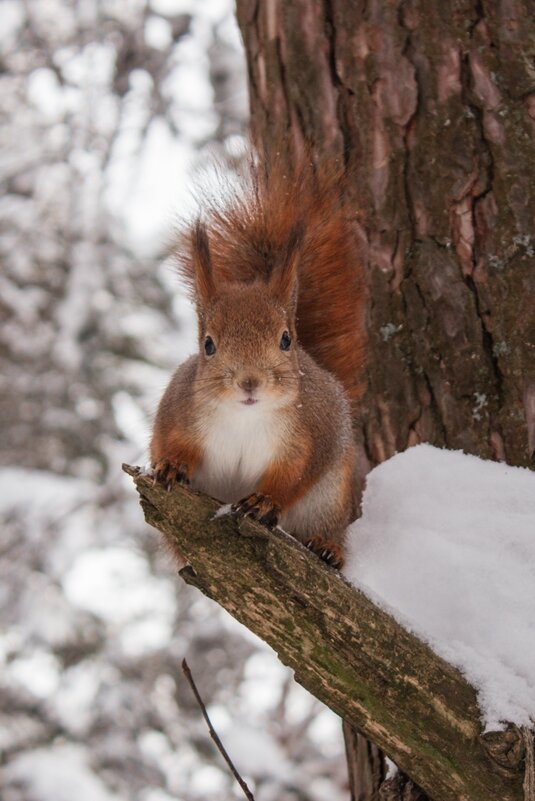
[192,219,215,307]
[270,221,304,310]
[286,221,305,260]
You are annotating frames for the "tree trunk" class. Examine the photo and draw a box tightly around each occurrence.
[236,0,535,797]
[236,0,534,469]
[343,722,385,801]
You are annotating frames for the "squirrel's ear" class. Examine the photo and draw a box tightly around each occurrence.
[192,219,215,307]
[269,222,303,311]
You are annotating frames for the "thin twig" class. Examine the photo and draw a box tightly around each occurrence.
[181,658,256,801]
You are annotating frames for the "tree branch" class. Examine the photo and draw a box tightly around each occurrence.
[181,658,256,801]
[123,464,527,801]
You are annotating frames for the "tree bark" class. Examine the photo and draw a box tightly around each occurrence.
[123,464,528,801]
[343,722,385,801]
[236,1,535,795]
[236,0,535,471]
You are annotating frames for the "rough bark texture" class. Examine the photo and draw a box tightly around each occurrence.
[123,464,527,801]
[236,0,535,474]
[235,2,535,796]
[343,721,386,801]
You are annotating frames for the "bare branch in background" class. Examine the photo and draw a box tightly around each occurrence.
[182,658,256,801]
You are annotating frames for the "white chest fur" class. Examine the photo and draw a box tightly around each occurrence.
[191,401,281,503]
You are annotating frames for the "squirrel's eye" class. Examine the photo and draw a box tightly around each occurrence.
[280,330,291,351]
[204,336,216,356]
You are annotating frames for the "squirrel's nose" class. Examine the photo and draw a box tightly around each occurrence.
[237,375,259,394]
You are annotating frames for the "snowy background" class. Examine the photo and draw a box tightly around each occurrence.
[0,1,348,799]
[4,2,533,797]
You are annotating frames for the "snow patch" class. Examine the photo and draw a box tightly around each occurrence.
[212,503,232,518]
[344,444,535,729]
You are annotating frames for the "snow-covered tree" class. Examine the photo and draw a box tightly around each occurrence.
[0,2,350,799]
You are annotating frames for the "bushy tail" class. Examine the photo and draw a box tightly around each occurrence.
[176,154,366,404]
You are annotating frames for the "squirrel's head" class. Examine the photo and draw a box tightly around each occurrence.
[191,220,302,410]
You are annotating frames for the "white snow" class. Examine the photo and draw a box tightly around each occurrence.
[212,503,232,518]
[4,743,122,801]
[8,650,61,699]
[27,68,65,119]
[144,16,173,50]
[240,650,291,715]
[344,444,535,730]
[223,724,293,781]
[0,1,347,796]
[51,661,104,735]
[62,546,177,655]
[0,1,24,44]
[0,468,93,528]
[104,117,197,257]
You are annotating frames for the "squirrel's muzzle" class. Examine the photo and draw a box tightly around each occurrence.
[237,375,260,394]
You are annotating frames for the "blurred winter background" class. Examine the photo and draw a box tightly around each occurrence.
[0,1,347,799]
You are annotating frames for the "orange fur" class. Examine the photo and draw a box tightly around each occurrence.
[175,158,366,404]
[338,447,358,520]
[257,441,313,509]
[191,219,215,307]
[150,428,202,480]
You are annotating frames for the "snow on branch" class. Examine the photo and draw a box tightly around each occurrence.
[123,464,528,801]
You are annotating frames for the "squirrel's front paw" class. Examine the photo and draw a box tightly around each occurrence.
[152,459,189,491]
[231,493,281,529]
[305,536,344,570]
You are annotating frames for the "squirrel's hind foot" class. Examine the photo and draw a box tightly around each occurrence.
[305,536,344,570]
[232,493,281,529]
[152,459,190,491]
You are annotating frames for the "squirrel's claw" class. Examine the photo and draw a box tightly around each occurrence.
[152,459,190,490]
[305,536,344,570]
[232,493,281,530]
[258,507,280,529]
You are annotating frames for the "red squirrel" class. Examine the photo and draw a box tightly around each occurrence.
[150,157,365,568]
